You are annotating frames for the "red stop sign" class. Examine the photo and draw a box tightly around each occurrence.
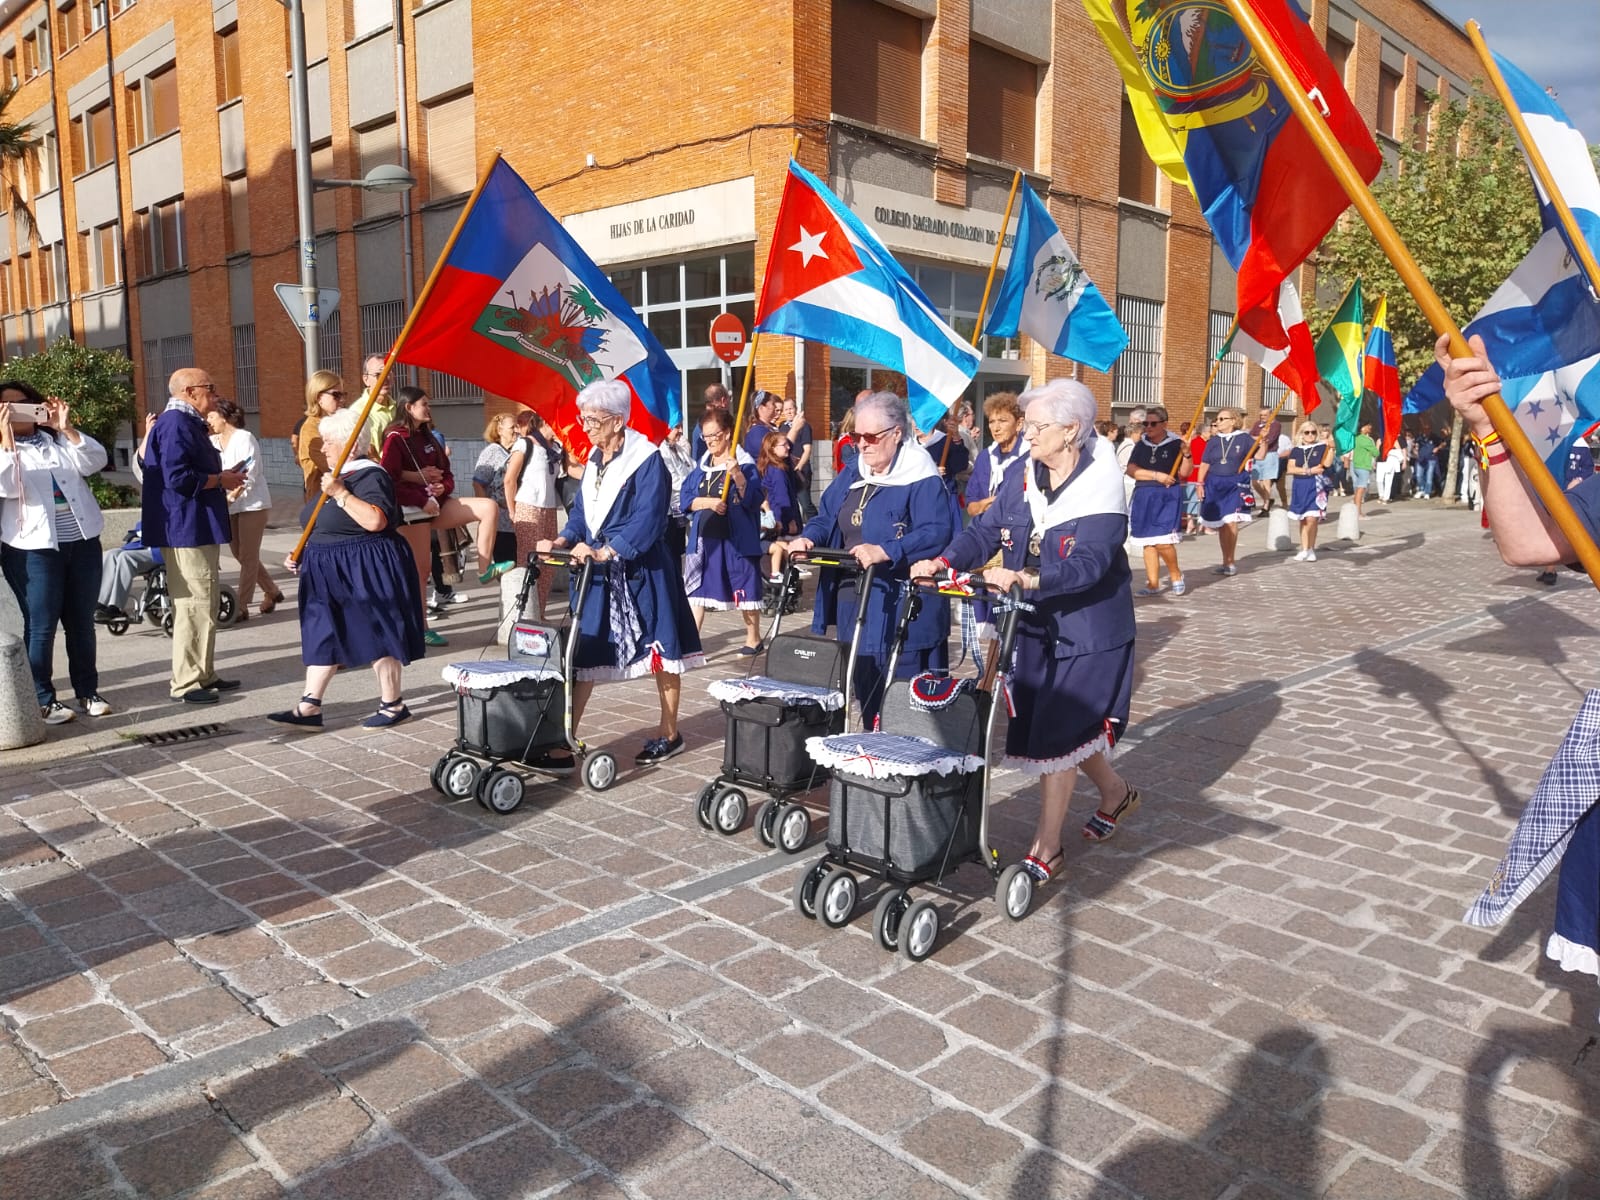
[709,312,747,363]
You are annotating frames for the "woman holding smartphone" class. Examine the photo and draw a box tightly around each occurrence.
[206,397,283,618]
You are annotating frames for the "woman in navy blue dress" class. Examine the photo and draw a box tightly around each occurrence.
[1125,405,1189,596]
[914,380,1140,885]
[1195,407,1255,576]
[758,429,802,580]
[783,391,953,727]
[269,406,426,731]
[682,407,766,655]
[536,380,705,767]
[1285,421,1334,561]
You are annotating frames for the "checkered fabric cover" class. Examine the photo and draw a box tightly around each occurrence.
[707,677,846,712]
[441,661,565,692]
[1465,689,1600,927]
[807,733,985,780]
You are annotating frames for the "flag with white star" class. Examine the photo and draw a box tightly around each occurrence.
[1504,353,1600,477]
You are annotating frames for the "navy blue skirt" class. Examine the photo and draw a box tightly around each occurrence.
[1200,470,1253,527]
[298,534,426,668]
[1005,629,1134,774]
[1551,804,1599,983]
[687,537,764,610]
[1128,483,1182,546]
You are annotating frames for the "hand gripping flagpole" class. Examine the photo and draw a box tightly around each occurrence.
[289,153,506,565]
[1468,21,1600,300]
[1220,0,1600,592]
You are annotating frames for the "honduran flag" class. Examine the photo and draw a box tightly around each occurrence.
[1083,0,1381,356]
[396,156,680,454]
[755,160,981,433]
[1363,297,1401,457]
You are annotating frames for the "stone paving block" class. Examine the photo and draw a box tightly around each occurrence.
[634,1044,759,1111]
[113,1110,256,1199]
[515,1061,636,1129]
[964,950,1060,999]
[1092,1136,1244,1200]
[17,1003,135,1056]
[0,1134,113,1200]
[418,926,512,965]
[0,971,96,1020]
[1321,1091,1433,1162]
[440,1123,586,1199]
[570,1100,708,1177]
[1110,1064,1230,1133]
[817,1061,935,1134]
[746,1028,861,1090]
[255,1094,375,1176]
[771,1121,932,1200]
[659,920,758,965]
[454,1024,569,1088]
[718,946,817,997]
[321,940,423,982]
[339,1042,465,1113]
[1323,1157,1459,1200]
[208,1057,339,1129]
[846,1010,948,1072]
[184,1167,290,1200]
[278,913,372,958]
[898,1108,1025,1188]
[138,985,248,1039]
[638,1144,791,1200]
[1003,1084,1138,1166]
[571,1006,684,1071]
[943,993,1044,1051]
[299,1142,446,1200]
[391,1079,521,1157]
[696,1082,822,1160]
[676,987,794,1052]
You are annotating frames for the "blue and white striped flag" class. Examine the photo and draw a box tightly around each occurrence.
[985,186,1128,373]
[1504,352,1600,476]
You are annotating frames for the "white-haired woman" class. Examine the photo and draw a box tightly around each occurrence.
[915,379,1140,886]
[535,380,704,766]
[784,390,954,727]
[270,406,425,731]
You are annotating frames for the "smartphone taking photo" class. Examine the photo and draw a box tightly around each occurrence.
[5,403,49,424]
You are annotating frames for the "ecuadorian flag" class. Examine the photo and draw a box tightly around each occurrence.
[1363,297,1401,457]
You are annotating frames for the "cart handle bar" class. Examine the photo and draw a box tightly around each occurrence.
[789,547,866,574]
[911,571,1036,612]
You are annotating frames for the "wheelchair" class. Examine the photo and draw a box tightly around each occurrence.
[103,565,240,637]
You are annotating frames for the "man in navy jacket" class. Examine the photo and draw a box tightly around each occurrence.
[141,367,245,704]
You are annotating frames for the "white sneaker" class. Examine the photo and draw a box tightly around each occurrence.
[41,702,75,725]
[1293,550,1308,561]
[1304,550,1317,562]
[80,695,112,717]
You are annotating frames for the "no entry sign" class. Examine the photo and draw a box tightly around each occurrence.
[709,312,747,363]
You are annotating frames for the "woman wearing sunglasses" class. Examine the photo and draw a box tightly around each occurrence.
[1195,407,1255,575]
[1125,406,1189,596]
[296,371,346,502]
[1285,421,1335,561]
[782,390,953,727]
[913,379,1140,886]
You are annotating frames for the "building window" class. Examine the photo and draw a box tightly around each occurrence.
[16,251,33,309]
[1208,310,1247,412]
[0,261,12,314]
[1118,98,1157,206]
[88,1,107,33]
[301,0,328,64]
[82,221,120,290]
[141,338,160,407]
[74,103,116,174]
[318,308,343,380]
[1411,86,1432,151]
[1325,31,1352,89]
[160,334,194,389]
[1260,366,1288,410]
[231,323,258,411]
[355,122,400,220]
[350,0,390,39]
[908,261,1017,360]
[57,2,81,53]
[226,176,249,254]
[138,197,185,276]
[218,26,242,104]
[21,31,38,79]
[967,42,1037,168]
[424,94,476,202]
[360,299,404,361]
[831,0,924,137]
[130,65,180,147]
[1377,65,1401,138]
[1113,296,1162,409]
[39,243,66,305]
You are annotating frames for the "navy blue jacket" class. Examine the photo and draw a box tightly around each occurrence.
[942,460,1134,655]
[141,406,230,549]
[681,461,765,557]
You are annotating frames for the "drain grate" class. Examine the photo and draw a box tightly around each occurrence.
[131,723,236,747]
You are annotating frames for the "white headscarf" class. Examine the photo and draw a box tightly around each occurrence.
[580,428,658,535]
[1023,432,1127,537]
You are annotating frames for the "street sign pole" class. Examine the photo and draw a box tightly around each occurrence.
[288,0,320,378]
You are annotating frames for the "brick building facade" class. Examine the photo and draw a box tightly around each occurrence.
[0,0,1483,481]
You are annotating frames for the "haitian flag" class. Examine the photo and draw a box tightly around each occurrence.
[396,156,680,453]
[1083,0,1382,352]
[755,160,981,432]
[1363,297,1401,457]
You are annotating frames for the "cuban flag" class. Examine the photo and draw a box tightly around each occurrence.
[396,157,680,454]
[984,185,1126,372]
[755,160,980,432]
[1405,53,1600,415]
[1363,297,1402,457]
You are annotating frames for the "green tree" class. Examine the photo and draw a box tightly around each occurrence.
[4,338,136,453]
[0,86,37,237]
[1312,83,1543,496]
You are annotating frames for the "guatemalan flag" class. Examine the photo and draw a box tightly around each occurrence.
[1405,52,1600,415]
[755,160,981,432]
[396,157,680,454]
[984,185,1126,372]
[1363,297,1402,458]
[1083,0,1381,360]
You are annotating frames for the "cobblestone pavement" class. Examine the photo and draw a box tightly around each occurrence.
[1,497,1597,1199]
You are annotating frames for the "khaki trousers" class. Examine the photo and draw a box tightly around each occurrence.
[163,544,220,696]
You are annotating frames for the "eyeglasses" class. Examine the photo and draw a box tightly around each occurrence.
[323,390,347,399]
[187,383,217,394]
[578,413,617,428]
[1023,421,1061,437]
[1142,419,1164,426]
[855,426,899,445]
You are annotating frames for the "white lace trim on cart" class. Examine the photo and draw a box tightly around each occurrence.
[441,660,565,692]
[708,677,846,711]
[807,733,984,780]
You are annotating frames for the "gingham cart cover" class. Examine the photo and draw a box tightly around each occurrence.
[1465,689,1600,927]
[708,676,846,712]
[441,660,564,692]
[807,733,985,780]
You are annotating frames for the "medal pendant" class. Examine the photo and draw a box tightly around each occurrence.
[850,506,864,527]
[1028,531,1042,558]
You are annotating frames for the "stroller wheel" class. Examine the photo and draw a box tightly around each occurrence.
[478,767,526,814]
[583,752,617,792]
[817,868,858,929]
[873,887,910,951]
[430,755,451,796]
[712,787,748,836]
[440,756,482,800]
[792,857,829,920]
[997,863,1035,921]
[217,586,241,628]
[899,900,940,961]
[695,783,717,830]
[755,798,779,848]
[106,616,129,636]
[775,803,811,854]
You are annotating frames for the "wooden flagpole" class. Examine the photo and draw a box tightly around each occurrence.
[722,132,804,501]
[1467,20,1600,299]
[1220,0,1600,591]
[1183,313,1239,462]
[289,153,505,564]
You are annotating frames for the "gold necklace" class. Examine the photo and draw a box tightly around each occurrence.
[850,484,878,527]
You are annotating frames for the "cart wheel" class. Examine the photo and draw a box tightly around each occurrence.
[217,586,240,628]
[107,616,129,636]
[440,756,481,800]
[480,768,526,814]
[695,783,717,830]
[584,752,617,792]
[712,787,748,835]
[899,900,940,961]
[775,803,811,854]
[161,610,175,636]
[430,754,452,796]
[791,857,829,920]
[755,798,779,848]
[817,869,858,929]
[873,887,910,951]
[997,864,1034,921]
